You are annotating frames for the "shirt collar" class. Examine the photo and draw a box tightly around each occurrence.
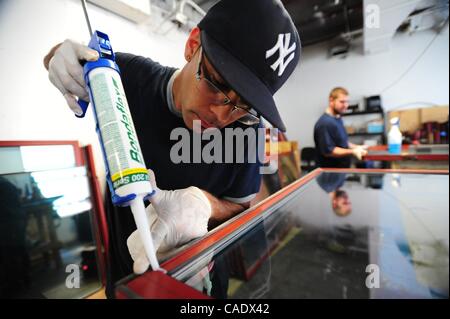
[166,70,182,118]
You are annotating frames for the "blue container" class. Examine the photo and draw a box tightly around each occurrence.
[388,143,402,154]
[367,122,384,133]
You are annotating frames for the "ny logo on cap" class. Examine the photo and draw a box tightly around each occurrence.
[266,33,296,77]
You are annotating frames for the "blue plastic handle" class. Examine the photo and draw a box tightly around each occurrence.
[75,30,115,119]
[76,99,89,118]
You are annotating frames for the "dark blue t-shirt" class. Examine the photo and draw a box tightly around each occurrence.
[316,172,346,193]
[314,113,351,168]
[105,53,262,294]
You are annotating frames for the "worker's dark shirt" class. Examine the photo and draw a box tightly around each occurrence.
[316,172,346,193]
[105,53,262,297]
[314,113,351,168]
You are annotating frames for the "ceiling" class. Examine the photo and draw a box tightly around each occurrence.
[192,0,364,47]
[281,0,364,47]
[192,0,448,54]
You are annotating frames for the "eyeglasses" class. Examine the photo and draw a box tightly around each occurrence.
[195,47,260,126]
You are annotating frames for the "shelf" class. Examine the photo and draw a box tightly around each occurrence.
[342,110,384,117]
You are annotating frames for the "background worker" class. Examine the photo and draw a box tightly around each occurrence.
[314,87,368,168]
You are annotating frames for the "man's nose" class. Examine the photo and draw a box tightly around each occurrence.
[209,104,234,123]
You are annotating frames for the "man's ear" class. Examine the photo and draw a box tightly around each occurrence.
[184,27,201,62]
[332,199,338,210]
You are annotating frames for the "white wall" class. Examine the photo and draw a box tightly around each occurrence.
[0,0,188,189]
[276,27,450,148]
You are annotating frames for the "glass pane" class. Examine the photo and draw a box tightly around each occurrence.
[0,145,77,175]
[0,147,24,174]
[0,167,102,298]
[170,172,449,299]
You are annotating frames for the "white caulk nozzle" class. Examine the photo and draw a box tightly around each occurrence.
[130,196,165,273]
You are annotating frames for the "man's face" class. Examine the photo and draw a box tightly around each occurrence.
[330,93,349,115]
[179,49,252,131]
[332,189,352,217]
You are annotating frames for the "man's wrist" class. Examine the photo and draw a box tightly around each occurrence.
[202,190,216,213]
[202,190,248,229]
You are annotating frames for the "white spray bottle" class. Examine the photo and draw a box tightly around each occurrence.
[388,117,403,154]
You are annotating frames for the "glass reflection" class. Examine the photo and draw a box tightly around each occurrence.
[171,172,449,299]
[0,167,101,298]
[31,168,92,218]
[317,173,352,217]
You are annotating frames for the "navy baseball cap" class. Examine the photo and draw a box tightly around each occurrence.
[198,0,301,132]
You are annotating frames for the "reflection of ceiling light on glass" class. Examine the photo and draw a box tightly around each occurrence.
[31,167,89,198]
[54,198,92,218]
[31,167,91,217]
[21,145,76,172]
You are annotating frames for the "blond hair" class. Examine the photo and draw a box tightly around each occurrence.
[329,87,349,101]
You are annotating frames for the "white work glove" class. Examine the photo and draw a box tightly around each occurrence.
[47,39,99,115]
[352,146,368,160]
[127,170,212,274]
[360,144,370,151]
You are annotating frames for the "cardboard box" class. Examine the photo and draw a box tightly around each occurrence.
[421,106,449,124]
[388,106,449,133]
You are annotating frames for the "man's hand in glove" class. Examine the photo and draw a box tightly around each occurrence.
[127,170,212,274]
[352,146,368,160]
[147,170,212,251]
[44,40,99,115]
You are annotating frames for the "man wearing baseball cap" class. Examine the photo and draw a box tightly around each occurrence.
[44,0,300,297]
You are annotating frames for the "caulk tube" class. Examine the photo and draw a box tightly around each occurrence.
[79,31,165,272]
